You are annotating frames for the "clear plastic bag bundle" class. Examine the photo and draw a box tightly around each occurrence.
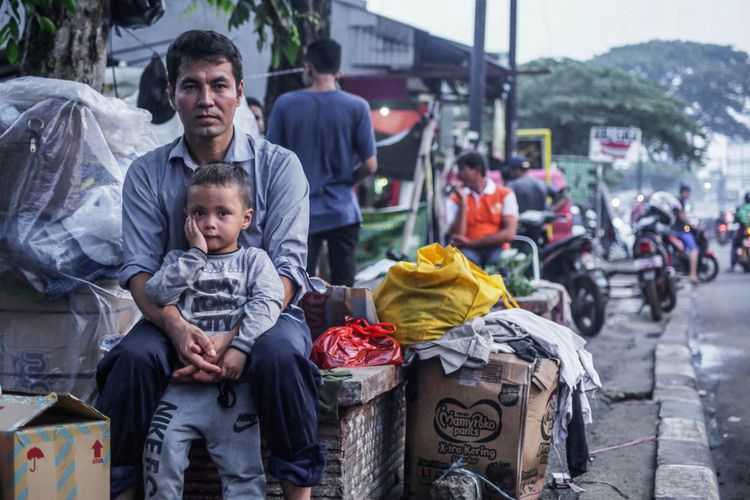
[0,77,158,296]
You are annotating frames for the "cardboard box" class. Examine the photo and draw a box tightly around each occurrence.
[0,280,139,403]
[405,354,559,500]
[300,285,379,337]
[0,391,110,499]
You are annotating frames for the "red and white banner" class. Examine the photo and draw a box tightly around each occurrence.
[589,126,642,163]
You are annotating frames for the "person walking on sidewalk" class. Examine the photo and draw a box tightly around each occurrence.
[267,38,377,286]
[95,30,326,500]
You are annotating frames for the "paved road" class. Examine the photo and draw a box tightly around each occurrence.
[694,249,750,499]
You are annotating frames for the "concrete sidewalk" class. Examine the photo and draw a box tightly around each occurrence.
[541,284,719,499]
[653,287,720,500]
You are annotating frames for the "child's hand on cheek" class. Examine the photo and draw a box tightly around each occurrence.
[185,215,208,253]
[221,348,248,380]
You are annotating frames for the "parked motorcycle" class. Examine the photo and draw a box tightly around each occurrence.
[514,210,610,337]
[665,225,719,282]
[632,193,678,321]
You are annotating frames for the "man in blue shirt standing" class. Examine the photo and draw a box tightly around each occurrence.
[267,38,377,286]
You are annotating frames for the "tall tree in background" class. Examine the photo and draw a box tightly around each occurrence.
[2,0,108,90]
[518,58,706,164]
[591,41,750,140]
[2,0,310,93]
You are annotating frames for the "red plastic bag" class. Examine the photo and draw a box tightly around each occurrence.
[310,317,402,369]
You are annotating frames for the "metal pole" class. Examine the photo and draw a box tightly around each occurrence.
[504,0,518,158]
[469,0,487,148]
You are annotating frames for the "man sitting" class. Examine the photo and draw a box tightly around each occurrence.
[506,154,566,213]
[447,151,518,267]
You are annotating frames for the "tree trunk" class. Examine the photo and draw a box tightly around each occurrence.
[264,0,331,116]
[19,0,110,92]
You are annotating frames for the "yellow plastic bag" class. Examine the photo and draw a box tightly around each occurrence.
[373,243,518,346]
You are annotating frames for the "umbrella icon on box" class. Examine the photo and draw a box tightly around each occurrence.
[27,447,44,472]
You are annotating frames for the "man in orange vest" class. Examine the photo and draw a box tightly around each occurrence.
[447,151,519,267]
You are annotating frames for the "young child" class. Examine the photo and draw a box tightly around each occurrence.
[142,163,284,499]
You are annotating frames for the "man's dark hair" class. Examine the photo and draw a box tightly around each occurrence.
[456,151,487,176]
[245,96,263,112]
[305,38,342,74]
[166,30,243,90]
[189,163,253,208]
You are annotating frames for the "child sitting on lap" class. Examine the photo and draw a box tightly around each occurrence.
[142,162,284,499]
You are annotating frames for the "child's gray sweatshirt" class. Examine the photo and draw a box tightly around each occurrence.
[145,247,284,354]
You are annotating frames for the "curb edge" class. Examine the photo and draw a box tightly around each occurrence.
[653,286,720,500]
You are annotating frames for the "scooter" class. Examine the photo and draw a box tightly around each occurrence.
[632,213,677,321]
[736,225,750,272]
[513,211,610,337]
[665,225,719,282]
[716,211,734,246]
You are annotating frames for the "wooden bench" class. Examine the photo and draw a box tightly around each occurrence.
[184,365,405,499]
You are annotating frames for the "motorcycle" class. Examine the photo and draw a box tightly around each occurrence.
[737,224,750,272]
[632,211,677,322]
[665,225,719,282]
[513,210,610,337]
[716,211,734,246]
[717,221,731,246]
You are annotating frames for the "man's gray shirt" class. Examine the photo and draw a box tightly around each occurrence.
[507,174,551,213]
[145,247,284,354]
[120,130,310,305]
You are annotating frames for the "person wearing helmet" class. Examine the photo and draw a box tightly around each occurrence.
[673,183,699,283]
[730,192,750,271]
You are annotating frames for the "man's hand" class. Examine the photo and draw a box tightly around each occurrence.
[185,215,208,253]
[172,328,239,382]
[450,181,467,204]
[220,348,248,380]
[162,310,220,378]
[451,234,472,247]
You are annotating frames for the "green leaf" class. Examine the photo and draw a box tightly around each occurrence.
[281,40,298,65]
[61,0,76,14]
[271,43,281,68]
[228,0,252,29]
[6,39,18,64]
[37,15,56,33]
[8,18,19,40]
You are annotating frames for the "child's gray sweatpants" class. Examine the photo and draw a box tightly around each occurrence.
[143,380,264,499]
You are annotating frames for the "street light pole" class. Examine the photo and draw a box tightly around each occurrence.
[503,0,518,159]
[469,0,487,148]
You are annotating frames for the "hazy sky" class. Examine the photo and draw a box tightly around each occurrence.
[367,0,750,63]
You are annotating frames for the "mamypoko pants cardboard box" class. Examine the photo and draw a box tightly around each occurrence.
[405,353,559,500]
[0,391,110,499]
